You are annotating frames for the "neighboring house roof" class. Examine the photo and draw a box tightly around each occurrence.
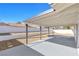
[9,23,35,28]
[0,22,35,29]
[0,22,25,27]
[0,23,10,26]
[9,23,26,28]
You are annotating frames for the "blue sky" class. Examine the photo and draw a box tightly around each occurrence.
[0,3,51,23]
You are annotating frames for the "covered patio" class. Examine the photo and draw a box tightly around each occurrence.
[26,3,79,48]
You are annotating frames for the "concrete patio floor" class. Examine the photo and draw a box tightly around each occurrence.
[0,35,79,56]
[0,45,43,56]
[29,35,78,56]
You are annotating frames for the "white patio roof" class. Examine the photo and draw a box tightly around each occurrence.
[26,3,79,27]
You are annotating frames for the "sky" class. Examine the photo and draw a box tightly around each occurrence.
[0,3,51,23]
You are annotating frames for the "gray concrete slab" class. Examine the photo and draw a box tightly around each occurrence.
[0,45,43,56]
[46,35,76,48]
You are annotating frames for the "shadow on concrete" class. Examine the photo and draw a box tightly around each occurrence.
[0,45,43,56]
[46,35,76,48]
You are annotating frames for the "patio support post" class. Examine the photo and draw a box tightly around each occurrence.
[26,24,28,44]
[40,26,42,40]
[48,27,50,36]
[52,27,54,36]
[74,24,79,48]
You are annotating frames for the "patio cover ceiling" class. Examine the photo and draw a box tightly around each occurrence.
[26,3,79,27]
